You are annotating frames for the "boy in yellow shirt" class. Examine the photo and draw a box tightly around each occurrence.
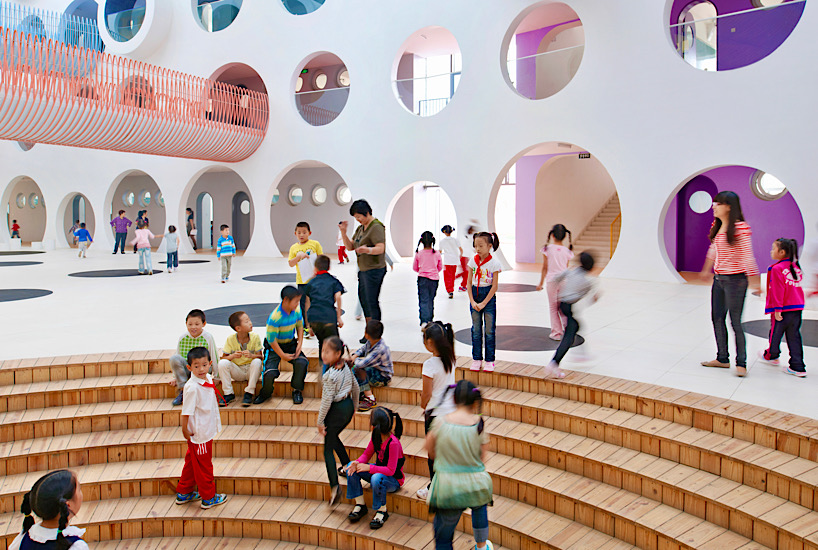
[288,221,323,337]
[217,311,263,407]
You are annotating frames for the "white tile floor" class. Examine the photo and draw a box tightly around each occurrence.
[3,247,818,418]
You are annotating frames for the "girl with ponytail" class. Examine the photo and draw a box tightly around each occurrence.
[467,232,502,372]
[759,238,807,377]
[413,231,443,326]
[426,380,494,550]
[10,470,87,550]
[344,407,405,530]
[536,224,575,340]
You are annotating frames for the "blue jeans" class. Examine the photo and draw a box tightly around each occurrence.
[167,251,178,268]
[345,468,400,510]
[470,286,496,361]
[137,248,152,273]
[113,232,127,253]
[358,267,387,320]
[417,276,439,324]
[433,504,489,550]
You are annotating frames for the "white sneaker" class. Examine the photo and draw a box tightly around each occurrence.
[416,487,428,500]
[543,361,566,379]
[482,361,495,373]
[758,350,780,366]
[470,360,482,372]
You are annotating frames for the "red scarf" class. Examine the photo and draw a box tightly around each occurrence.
[315,270,329,276]
[473,254,493,287]
[202,379,227,406]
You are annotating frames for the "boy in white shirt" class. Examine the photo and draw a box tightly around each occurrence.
[175,347,228,510]
[439,225,462,299]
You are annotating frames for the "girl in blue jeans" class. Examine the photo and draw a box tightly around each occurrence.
[466,233,502,373]
[343,407,404,530]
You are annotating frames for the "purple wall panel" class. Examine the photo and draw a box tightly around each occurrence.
[514,19,580,99]
[676,176,719,272]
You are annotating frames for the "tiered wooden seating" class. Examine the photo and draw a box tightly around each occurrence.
[0,350,816,549]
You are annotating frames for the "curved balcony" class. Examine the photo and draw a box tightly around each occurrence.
[0,1,103,52]
[0,27,269,162]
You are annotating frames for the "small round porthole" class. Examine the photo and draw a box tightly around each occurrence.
[123,191,135,207]
[15,193,26,208]
[311,185,327,206]
[688,190,712,214]
[29,193,39,209]
[295,76,304,92]
[313,71,327,90]
[157,192,165,207]
[240,199,250,214]
[751,170,787,201]
[335,184,351,205]
[271,188,280,205]
[288,186,303,206]
[139,189,151,207]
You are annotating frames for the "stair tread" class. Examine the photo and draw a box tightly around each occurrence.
[91,538,334,550]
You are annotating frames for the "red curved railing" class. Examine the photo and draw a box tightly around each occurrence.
[0,27,269,161]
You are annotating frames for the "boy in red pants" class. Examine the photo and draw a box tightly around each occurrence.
[337,222,349,264]
[175,347,228,509]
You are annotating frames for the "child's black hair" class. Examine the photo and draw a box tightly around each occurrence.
[365,319,384,340]
[79,223,86,229]
[775,238,802,281]
[295,221,311,231]
[187,346,211,365]
[168,225,176,233]
[136,220,146,229]
[21,470,77,550]
[474,231,500,251]
[118,210,125,215]
[186,309,206,323]
[417,231,435,252]
[709,191,745,245]
[74,219,80,224]
[228,311,246,330]
[547,224,573,251]
[423,321,455,374]
[370,406,403,451]
[322,336,349,365]
[220,224,229,231]
[314,254,330,272]
[441,225,454,235]
[579,251,595,271]
[452,380,485,433]
[12,219,16,223]
[281,285,303,301]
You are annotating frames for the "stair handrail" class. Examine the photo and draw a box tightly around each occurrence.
[610,213,621,259]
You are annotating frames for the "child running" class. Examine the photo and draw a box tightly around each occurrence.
[130,220,158,275]
[164,225,181,273]
[545,252,598,379]
[759,238,807,377]
[317,336,359,506]
[344,407,404,530]
[10,470,87,550]
[439,225,462,299]
[216,224,236,283]
[73,223,92,258]
[10,219,20,239]
[175,346,228,509]
[536,224,574,340]
[467,232,502,372]
[414,231,443,327]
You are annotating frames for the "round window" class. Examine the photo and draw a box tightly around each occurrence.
[296,76,304,92]
[271,188,280,205]
[240,199,250,214]
[15,193,26,208]
[195,0,242,32]
[688,190,712,214]
[335,184,351,205]
[313,72,327,90]
[29,193,39,209]
[122,191,135,207]
[337,69,350,87]
[139,189,151,207]
[104,0,147,42]
[157,193,165,207]
[312,185,327,206]
[288,186,303,206]
[751,170,787,201]
[281,0,325,15]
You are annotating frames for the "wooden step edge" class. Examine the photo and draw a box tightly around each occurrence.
[90,538,338,550]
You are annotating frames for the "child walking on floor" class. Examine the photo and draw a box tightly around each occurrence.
[536,224,574,340]
[164,226,181,273]
[175,347,228,509]
[337,222,349,264]
[130,220,158,275]
[414,231,443,327]
[467,232,502,372]
[440,225,462,299]
[11,220,20,239]
[10,470,87,550]
[759,238,807,377]
[317,336,360,506]
[216,224,235,283]
[545,252,598,379]
[73,223,93,258]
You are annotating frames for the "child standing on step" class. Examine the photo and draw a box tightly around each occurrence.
[317,336,359,506]
[175,347,228,510]
[216,224,235,283]
[130,220,158,275]
[414,231,443,327]
[11,470,87,550]
[467,232,502,373]
[759,238,807,377]
[536,224,574,340]
[440,225,462,299]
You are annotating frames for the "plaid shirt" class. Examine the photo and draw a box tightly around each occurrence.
[354,339,393,376]
[176,331,218,362]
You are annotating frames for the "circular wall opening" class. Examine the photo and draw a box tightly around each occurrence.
[662,166,804,277]
[751,170,787,201]
[104,0,146,42]
[64,0,103,51]
[281,0,325,15]
[503,2,585,100]
[17,142,35,152]
[16,194,26,209]
[392,26,461,117]
[194,0,242,32]
[295,53,349,126]
[6,178,47,242]
[271,189,280,205]
[688,190,712,213]
[183,167,254,251]
[207,63,269,130]
[288,186,303,205]
[109,170,165,248]
[385,182,457,260]
[335,184,351,206]
[668,0,806,71]
[28,193,40,209]
[311,185,327,206]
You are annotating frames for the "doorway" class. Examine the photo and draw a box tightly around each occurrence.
[231,191,251,250]
[196,192,214,249]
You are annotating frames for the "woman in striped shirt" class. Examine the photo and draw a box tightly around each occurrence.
[700,191,760,377]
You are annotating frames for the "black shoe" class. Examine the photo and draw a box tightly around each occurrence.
[220,393,235,407]
[370,510,389,529]
[338,466,347,478]
[253,393,270,405]
[292,390,303,405]
[348,504,368,523]
[242,392,253,407]
[359,336,367,344]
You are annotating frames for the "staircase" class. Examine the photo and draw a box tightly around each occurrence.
[572,193,621,270]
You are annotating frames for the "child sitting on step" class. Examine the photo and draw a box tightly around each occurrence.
[218,311,263,407]
[351,320,393,412]
[10,470,87,550]
[169,309,219,406]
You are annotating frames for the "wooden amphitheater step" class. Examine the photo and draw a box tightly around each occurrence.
[92,539,333,550]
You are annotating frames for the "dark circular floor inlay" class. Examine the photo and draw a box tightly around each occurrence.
[744,319,818,348]
[158,260,211,265]
[454,325,584,352]
[0,289,52,302]
[0,261,42,267]
[0,250,44,256]
[498,283,539,293]
[243,274,297,283]
[203,303,280,327]
[68,269,164,278]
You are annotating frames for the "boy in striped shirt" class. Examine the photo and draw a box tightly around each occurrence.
[255,286,310,405]
[217,224,236,283]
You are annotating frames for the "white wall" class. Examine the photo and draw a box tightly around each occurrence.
[0,0,815,283]
[6,178,46,242]
[111,174,166,245]
[389,186,414,258]
[185,170,254,250]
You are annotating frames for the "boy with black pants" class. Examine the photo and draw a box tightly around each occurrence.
[306,254,345,372]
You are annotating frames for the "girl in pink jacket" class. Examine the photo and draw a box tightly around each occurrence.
[759,238,806,377]
[130,220,159,275]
